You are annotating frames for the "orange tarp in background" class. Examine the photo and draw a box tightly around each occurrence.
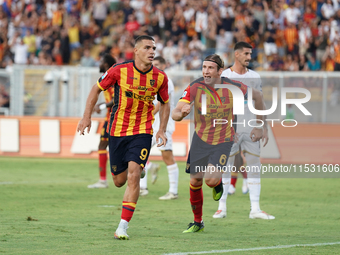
[0,117,339,165]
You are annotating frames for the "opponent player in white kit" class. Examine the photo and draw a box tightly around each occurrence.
[213,42,275,220]
[139,56,179,200]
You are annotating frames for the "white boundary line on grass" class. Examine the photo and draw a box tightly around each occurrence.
[163,242,340,255]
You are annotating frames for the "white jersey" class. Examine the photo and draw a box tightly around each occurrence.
[222,68,262,133]
[153,77,175,134]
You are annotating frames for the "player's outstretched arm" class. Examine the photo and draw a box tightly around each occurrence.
[250,88,264,142]
[172,101,192,121]
[156,102,170,147]
[77,84,102,135]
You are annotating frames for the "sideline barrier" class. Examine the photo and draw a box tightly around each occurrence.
[0,117,339,165]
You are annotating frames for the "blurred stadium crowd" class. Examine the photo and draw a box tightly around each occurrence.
[0,0,340,72]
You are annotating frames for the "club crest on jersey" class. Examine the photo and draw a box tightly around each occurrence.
[220,97,226,103]
[150,79,155,86]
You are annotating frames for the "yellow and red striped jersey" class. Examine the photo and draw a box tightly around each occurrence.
[180,77,248,145]
[103,87,115,122]
[97,60,169,137]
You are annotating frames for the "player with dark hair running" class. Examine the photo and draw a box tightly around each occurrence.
[77,35,170,240]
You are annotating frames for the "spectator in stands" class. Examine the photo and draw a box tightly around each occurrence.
[23,30,36,56]
[299,21,312,56]
[163,39,177,66]
[93,0,109,29]
[52,40,63,65]
[216,29,231,54]
[122,0,134,24]
[284,2,301,25]
[80,48,96,67]
[315,27,330,66]
[1,0,340,72]
[268,53,284,71]
[321,0,336,20]
[188,34,206,52]
[125,14,140,35]
[60,29,70,64]
[308,55,321,71]
[188,52,202,70]
[264,21,278,57]
[284,54,299,71]
[298,54,309,71]
[11,36,28,65]
[284,22,299,56]
[303,6,316,25]
[195,5,208,39]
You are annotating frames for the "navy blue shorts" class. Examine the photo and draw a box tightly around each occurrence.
[109,134,152,175]
[100,121,109,141]
[186,132,233,174]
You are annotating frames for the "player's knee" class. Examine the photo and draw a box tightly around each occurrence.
[205,178,219,187]
[245,154,261,165]
[112,174,127,187]
[113,178,126,187]
[98,141,108,150]
[190,178,203,187]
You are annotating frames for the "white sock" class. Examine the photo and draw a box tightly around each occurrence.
[167,163,179,194]
[218,172,230,212]
[218,158,233,212]
[243,178,247,187]
[140,162,151,189]
[248,177,261,212]
[245,154,261,212]
[119,219,128,228]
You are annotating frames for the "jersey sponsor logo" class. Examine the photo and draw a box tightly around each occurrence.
[207,104,228,109]
[198,109,230,119]
[128,76,138,80]
[129,84,155,92]
[125,91,155,102]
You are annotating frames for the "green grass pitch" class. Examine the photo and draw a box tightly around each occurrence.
[0,157,339,254]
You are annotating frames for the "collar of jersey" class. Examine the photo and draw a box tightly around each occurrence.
[200,78,230,92]
[133,61,153,74]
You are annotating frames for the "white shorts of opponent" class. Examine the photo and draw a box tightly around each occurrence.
[152,130,173,151]
[229,132,261,157]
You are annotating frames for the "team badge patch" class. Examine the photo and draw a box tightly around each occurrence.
[220,97,226,103]
[150,79,155,86]
[101,71,108,80]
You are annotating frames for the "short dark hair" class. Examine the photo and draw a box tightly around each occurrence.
[154,56,166,65]
[134,35,155,46]
[234,41,252,51]
[103,54,116,67]
[204,54,224,70]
